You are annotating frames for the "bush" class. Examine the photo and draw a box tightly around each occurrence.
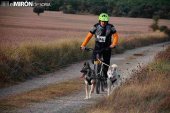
[62,5,76,14]
[33,6,44,16]
[150,15,160,31]
[128,7,140,17]
[159,26,168,32]
[49,0,63,11]
[159,25,170,36]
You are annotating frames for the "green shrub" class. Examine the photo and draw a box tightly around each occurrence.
[150,15,160,31]
[33,6,44,16]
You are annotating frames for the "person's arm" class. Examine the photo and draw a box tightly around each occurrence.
[110,32,119,48]
[81,32,93,47]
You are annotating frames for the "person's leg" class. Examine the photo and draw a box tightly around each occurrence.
[91,50,97,64]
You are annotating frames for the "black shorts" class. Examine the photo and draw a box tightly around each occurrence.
[92,49,111,78]
[92,49,111,64]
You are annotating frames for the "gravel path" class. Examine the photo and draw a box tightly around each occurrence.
[0,42,169,113]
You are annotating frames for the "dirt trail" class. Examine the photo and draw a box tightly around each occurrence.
[0,42,170,113]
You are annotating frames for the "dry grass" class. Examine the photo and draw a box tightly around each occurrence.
[0,31,169,88]
[0,78,83,112]
[0,7,170,88]
[0,39,93,88]
[113,31,170,54]
[82,46,170,113]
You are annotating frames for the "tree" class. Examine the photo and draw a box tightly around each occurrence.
[49,0,63,11]
[150,16,160,31]
[47,0,170,19]
[33,6,44,16]
[62,4,76,14]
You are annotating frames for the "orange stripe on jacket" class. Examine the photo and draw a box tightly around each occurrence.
[81,32,93,47]
[111,32,119,47]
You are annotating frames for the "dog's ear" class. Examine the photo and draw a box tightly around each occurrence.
[84,62,91,68]
[86,62,90,68]
[84,62,87,66]
[81,62,88,73]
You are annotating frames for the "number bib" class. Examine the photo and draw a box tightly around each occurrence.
[96,35,106,42]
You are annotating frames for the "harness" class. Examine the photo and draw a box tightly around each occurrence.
[90,23,116,49]
[85,69,95,85]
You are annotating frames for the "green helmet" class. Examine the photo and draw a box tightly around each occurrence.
[98,13,109,21]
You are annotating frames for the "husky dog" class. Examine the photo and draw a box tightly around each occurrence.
[107,64,120,96]
[80,62,95,99]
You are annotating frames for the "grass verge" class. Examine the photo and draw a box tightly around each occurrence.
[81,46,170,113]
[0,78,83,113]
[0,39,93,88]
[0,31,170,88]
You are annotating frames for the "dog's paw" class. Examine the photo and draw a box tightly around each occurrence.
[84,97,89,100]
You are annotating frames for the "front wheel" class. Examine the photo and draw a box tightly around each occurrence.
[96,78,100,94]
[94,64,101,94]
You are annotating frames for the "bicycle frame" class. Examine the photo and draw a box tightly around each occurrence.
[94,56,107,94]
[94,60,104,76]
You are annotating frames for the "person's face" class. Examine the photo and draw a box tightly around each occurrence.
[100,21,107,27]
